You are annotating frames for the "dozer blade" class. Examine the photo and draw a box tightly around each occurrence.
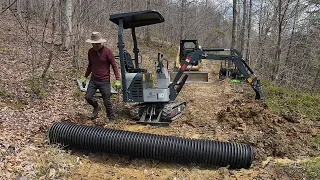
[170,71,209,83]
[76,78,118,96]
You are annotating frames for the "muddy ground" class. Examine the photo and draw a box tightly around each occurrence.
[0,13,319,179]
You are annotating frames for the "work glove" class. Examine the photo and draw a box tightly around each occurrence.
[114,80,122,89]
[81,77,87,88]
[231,79,240,83]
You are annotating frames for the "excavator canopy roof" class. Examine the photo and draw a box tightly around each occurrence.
[109,10,164,29]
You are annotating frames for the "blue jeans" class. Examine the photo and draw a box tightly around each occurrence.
[85,79,115,119]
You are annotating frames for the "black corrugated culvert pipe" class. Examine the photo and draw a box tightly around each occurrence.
[48,122,254,169]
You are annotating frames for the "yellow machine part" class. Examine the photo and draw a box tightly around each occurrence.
[174,47,201,71]
[171,47,209,83]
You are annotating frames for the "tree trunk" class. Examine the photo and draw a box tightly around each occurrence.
[61,0,72,50]
[42,0,56,78]
[130,0,134,11]
[273,0,282,82]
[246,0,252,65]
[180,0,186,40]
[256,0,264,69]
[16,0,22,19]
[230,0,237,74]
[145,0,151,44]
[236,0,241,49]
[274,0,291,82]
[231,0,237,49]
[168,0,173,43]
[240,0,247,57]
[285,0,299,67]
[28,0,33,10]
[312,63,320,90]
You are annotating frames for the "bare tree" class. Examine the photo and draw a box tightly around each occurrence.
[180,0,186,40]
[273,0,293,82]
[246,0,252,65]
[231,0,237,49]
[7,0,320,93]
[0,0,17,15]
[16,0,22,19]
[60,0,72,50]
[42,0,57,78]
[145,0,151,44]
[239,0,247,56]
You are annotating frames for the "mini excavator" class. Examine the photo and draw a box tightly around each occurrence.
[109,10,263,125]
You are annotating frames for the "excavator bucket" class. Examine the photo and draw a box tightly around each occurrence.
[170,71,209,83]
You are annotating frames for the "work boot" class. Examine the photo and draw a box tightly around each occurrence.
[90,105,101,120]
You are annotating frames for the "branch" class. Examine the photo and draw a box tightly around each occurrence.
[0,0,18,15]
[9,8,63,66]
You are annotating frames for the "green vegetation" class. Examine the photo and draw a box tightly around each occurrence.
[73,87,83,98]
[0,85,25,108]
[304,157,320,180]
[262,81,320,180]
[164,45,178,58]
[213,28,226,37]
[314,136,320,151]
[26,78,46,98]
[36,145,77,179]
[0,86,12,98]
[263,80,320,121]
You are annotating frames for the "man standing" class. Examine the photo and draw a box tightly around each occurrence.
[82,32,121,122]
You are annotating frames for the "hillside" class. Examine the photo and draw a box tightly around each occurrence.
[0,13,319,180]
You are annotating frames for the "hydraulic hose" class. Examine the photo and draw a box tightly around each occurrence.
[48,122,254,169]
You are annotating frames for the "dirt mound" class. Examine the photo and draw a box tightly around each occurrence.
[217,99,319,161]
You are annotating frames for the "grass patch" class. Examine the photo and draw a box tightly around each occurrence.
[0,86,26,108]
[0,86,14,101]
[314,136,320,151]
[20,144,77,179]
[304,157,320,180]
[25,78,46,99]
[263,80,320,121]
[36,145,77,179]
[73,88,84,98]
[164,45,178,58]
[15,143,78,179]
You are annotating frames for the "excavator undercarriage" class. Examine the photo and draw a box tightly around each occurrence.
[129,101,186,125]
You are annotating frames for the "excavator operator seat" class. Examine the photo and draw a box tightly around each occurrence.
[124,50,147,73]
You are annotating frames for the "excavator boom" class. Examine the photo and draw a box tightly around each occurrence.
[169,48,263,100]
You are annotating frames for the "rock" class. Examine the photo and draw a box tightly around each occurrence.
[49,168,56,178]
[281,110,302,123]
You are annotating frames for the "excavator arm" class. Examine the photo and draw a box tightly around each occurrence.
[169,48,263,100]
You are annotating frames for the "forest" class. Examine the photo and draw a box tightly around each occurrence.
[0,0,319,179]
[2,0,319,91]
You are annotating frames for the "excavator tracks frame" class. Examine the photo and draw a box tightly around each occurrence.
[129,101,186,125]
